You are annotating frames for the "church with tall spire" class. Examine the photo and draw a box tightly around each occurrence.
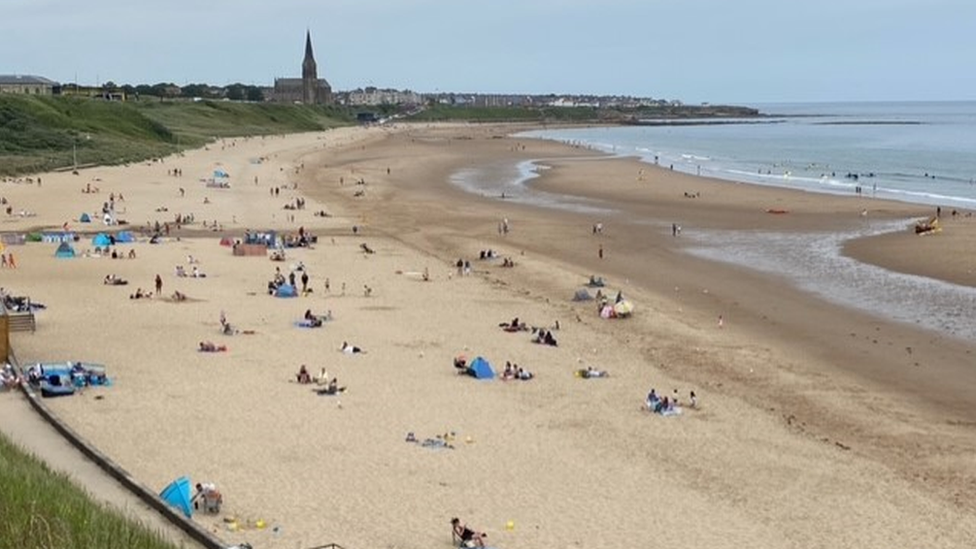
[273,30,332,105]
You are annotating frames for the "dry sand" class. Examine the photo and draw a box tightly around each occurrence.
[3,123,975,549]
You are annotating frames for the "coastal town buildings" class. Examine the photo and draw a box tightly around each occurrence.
[0,75,59,95]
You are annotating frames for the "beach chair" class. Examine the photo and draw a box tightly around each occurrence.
[202,490,223,514]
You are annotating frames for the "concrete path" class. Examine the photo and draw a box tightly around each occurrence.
[0,391,204,549]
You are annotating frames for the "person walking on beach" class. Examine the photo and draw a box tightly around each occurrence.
[598,244,604,260]
[155,274,163,295]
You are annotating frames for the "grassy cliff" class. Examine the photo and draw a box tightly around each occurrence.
[0,95,353,175]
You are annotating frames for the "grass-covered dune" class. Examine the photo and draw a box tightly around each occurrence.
[0,95,353,175]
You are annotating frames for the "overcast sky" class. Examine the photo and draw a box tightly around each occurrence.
[2,0,973,104]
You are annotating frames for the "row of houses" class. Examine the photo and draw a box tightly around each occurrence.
[1,74,679,109]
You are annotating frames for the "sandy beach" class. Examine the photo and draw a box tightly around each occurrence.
[3,123,975,549]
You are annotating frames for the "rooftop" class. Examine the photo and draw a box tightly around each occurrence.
[0,74,59,86]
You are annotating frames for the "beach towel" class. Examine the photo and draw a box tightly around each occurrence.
[295,320,322,328]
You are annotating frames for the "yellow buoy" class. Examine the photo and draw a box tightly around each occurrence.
[506,520,515,531]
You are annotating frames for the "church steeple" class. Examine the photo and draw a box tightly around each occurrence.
[301,30,318,104]
[303,30,316,72]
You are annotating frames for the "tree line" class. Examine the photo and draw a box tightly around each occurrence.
[72,81,265,102]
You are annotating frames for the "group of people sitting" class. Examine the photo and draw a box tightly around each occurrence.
[129,288,153,299]
[644,388,696,415]
[501,361,533,381]
[533,328,558,347]
[175,264,205,278]
[501,257,516,268]
[198,341,228,353]
[1,293,39,313]
[478,249,498,260]
[293,365,345,395]
[103,274,128,286]
[94,247,137,260]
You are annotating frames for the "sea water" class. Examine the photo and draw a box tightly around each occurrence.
[449,102,976,340]
[521,101,976,210]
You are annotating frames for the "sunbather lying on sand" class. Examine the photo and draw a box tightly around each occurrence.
[341,341,365,354]
[199,341,227,352]
[104,274,128,286]
[499,317,528,332]
[579,367,609,379]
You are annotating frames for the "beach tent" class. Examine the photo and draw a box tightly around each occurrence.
[55,242,76,258]
[160,476,194,518]
[468,356,494,379]
[213,169,229,178]
[275,284,297,298]
[219,237,234,247]
[79,212,91,223]
[92,233,112,247]
[116,231,135,243]
[600,305,615,319]
[614,300,634,317]
[572,289,593,302]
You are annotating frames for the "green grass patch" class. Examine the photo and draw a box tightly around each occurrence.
[0,431,184,549]
[0,95,354,176]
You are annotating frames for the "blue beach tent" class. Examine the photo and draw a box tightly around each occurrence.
[468,356,494,379]
[160,476,193,518]
[116,231,135,243]
[79,212,91,223]
[55,242,76,258]
[275,284,298,298]
[92,233,112,247]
